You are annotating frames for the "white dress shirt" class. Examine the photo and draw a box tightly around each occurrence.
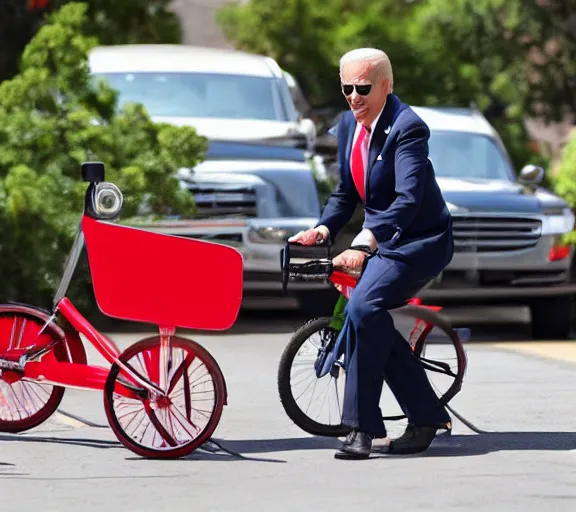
[317,104,386,251]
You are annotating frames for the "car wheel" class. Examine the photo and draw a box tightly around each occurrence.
[529,296,573,340]
[295,289,340,319]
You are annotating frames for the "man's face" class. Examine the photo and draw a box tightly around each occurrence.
[340,60,390,126]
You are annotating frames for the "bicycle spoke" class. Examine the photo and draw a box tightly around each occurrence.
[312,376,335,421]
[144,404,177,448]
[334,378,342,418]
[167,353,195,395]
[183,362,191,421]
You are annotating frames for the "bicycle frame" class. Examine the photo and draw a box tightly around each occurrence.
[278,243,469,436]
[326,268,426,331]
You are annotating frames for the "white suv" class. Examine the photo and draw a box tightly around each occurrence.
[88,44,316,149]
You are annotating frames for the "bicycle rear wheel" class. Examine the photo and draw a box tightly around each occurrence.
[0,310,73,433]
[277,307,467,438]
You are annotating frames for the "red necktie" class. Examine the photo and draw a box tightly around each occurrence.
[351,125,369,202]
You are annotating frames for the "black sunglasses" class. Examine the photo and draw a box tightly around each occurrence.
[341,83,372,96]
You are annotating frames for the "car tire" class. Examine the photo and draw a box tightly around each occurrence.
[295,288,340,319]
[529,296,573,340]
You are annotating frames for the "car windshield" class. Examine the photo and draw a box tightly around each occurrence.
[93,72,289,121]
[428,131,514,180]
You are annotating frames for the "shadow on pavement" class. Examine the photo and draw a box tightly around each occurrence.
[2,430,575,463]
[0,433,121,450]
[0,433,287,464]
[213,436,341,453]
[413,431,576,458]
[216,431,576,458]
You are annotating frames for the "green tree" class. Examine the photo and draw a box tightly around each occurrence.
[413,0,562,170]
[217,0,438,109]
[217,0,562,170]
[0,0,182,83]
[424,0,576,124]
[0,2,206,311]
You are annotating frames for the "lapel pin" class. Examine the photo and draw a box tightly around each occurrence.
[384,125,391,134]
[377,155,383,161]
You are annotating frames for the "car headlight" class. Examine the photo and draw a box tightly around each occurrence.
[541,207,575,235]
[248,226,294,244]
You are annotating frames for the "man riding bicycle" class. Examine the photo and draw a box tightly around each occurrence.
[289,48,454,459]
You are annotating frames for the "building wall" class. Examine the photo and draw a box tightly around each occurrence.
[170,0,238,49]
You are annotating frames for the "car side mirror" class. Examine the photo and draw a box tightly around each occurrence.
[518,164,544,186]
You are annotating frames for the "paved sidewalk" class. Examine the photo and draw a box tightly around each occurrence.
[1,331,576,512]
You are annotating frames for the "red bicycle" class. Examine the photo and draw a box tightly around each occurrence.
[0,162,243,458]
[277,241,468,438]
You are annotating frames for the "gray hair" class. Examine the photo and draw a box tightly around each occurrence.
[339,48,393,87]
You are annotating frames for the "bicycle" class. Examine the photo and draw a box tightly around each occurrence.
[277,240,468,438]
[0,162,244,459]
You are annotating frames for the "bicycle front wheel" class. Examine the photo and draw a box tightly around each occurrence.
[278,317,349,437]
[104,335,226,458]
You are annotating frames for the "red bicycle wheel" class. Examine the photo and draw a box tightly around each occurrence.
[0,311,72,432]
[104,335,226,459]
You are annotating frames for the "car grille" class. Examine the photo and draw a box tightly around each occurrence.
[188,184,257,217]
[452,215,542,252]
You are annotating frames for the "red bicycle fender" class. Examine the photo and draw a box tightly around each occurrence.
[0,303,87,365]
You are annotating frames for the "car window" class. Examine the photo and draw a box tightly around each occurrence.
[93,72,289,121]
[428,131,515,180]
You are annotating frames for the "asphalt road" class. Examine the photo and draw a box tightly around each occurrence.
[2,306,576,512]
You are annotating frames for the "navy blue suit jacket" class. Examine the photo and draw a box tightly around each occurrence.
[316,94,454,275]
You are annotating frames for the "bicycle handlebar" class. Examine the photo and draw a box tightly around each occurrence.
[280,241,361,292]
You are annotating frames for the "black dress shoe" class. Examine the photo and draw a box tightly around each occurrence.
[387,423,442,455]
[334,430,372,459]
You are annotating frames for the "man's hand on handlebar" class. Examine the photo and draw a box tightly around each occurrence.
[288,225,329,246]
[332,249,367,272]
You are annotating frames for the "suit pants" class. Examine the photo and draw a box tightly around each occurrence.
[341,253,451,438]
